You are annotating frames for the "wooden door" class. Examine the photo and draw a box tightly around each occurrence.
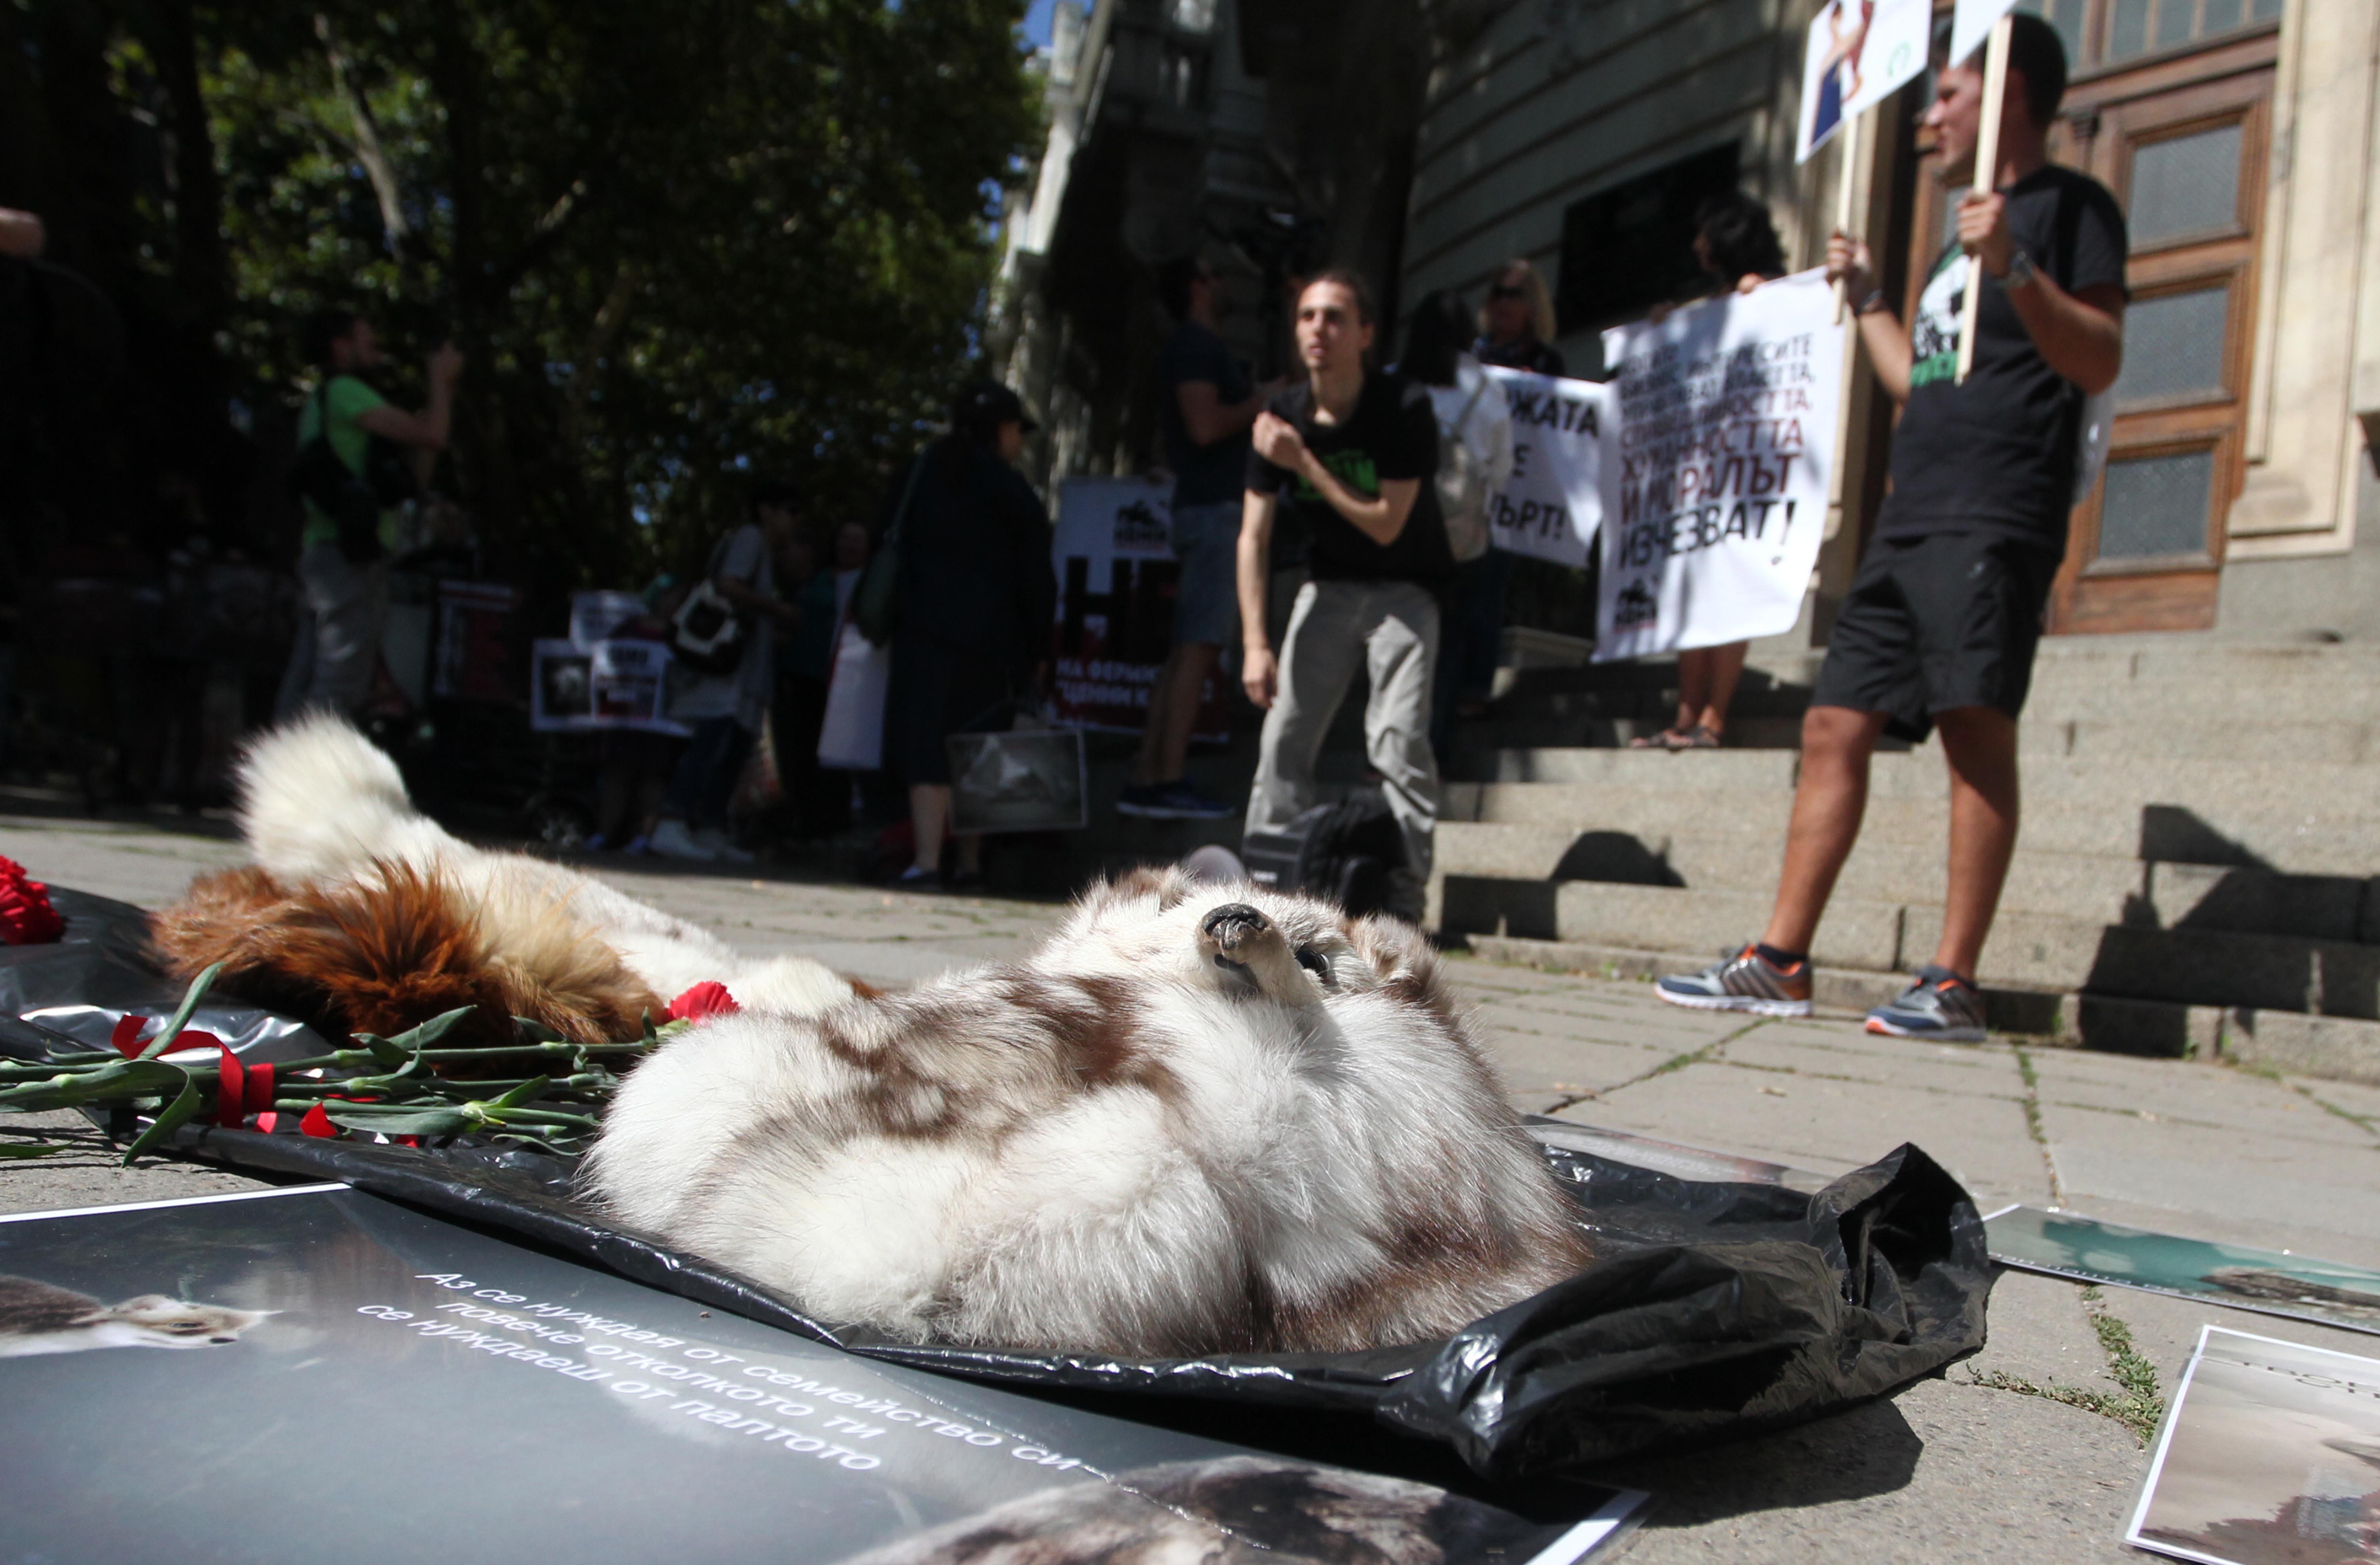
[1900,5,2278,634]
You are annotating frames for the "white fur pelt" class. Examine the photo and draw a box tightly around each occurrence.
[230,713,851,1016]
[586,869,1592,1356]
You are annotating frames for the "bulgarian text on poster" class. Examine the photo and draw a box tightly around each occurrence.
[1597,269,1845,662]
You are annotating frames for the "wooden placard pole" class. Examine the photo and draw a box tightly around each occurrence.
[1834,107,1862,323]
[1954,12,2014,384]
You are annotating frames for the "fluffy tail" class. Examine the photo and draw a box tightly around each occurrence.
[236,714,452,886]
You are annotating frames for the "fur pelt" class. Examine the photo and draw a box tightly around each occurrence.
[586,866,1594,1357]
[150,714,857,1046]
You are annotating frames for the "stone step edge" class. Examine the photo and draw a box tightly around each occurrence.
[1456,934,2380,1089]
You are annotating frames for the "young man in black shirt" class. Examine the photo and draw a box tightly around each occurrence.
[1658,15,2127,1039]
[1240,269,1452,918]
[1120,255,1270,821]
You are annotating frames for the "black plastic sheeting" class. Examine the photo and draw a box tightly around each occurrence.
[3,887,1993,1480]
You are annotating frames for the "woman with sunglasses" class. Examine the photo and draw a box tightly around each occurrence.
[1472,260,1565,376]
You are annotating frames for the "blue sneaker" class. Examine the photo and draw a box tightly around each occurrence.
[1865,966,1987,1042]
[1655,943,1812,1018]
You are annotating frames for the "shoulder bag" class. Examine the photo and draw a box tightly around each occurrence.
[852,454,928,648]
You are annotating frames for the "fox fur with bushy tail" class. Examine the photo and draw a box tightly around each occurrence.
[150,714,855,1046]
[586,866,1592,1356]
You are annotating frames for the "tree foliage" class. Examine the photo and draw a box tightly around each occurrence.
[4,0,1040,585]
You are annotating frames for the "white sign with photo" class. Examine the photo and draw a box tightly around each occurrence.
[529,637,687,734]
[1596,269,1846,662]
[1795,0,1934,164]
[1477,368,1614,569]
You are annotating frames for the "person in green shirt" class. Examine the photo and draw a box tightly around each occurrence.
[274,307,463,718]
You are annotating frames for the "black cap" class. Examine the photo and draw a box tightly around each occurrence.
[951,379,1038,438]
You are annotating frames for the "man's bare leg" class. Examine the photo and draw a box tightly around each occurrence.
[1931,704,2021,980]
[1129,641,1220,786]
[1761,704,1890,955]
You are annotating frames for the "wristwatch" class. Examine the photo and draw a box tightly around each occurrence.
[2001,247,2039,291]
[1856,288,1890,316]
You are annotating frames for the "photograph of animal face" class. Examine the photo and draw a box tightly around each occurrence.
[587,865,1595,1357]
[0,1274,273,1358]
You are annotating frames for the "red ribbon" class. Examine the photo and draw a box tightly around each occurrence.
[110,1015,148,1060]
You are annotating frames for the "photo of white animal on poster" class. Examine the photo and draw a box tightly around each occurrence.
[1597,269,1847,662]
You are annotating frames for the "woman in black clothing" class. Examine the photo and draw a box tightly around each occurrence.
[885,380,1056,886]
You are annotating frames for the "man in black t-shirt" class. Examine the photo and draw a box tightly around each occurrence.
[1120,256,1271,822]
[1240,269,1451,916]
[1658,14,2128,1041]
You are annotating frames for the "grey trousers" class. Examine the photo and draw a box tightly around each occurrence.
[276,541,389,719]
[1244,578,1441,884]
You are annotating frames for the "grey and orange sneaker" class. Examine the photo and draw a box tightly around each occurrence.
[1865,966,1987,1042]
[1654,944,1812,1017]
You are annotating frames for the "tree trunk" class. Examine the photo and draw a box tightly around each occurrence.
[151,0,228,330]
[422,0,523,544]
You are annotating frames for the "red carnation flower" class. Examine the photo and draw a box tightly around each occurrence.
[0,857,62,945]
[665,981,740,1022]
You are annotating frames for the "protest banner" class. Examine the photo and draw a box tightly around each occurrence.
[1794,0,1931,164]
[1049,476,1227,740]
[1597,269,1847,662]
[1477,368,1613,569]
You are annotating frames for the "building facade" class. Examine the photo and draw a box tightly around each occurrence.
[1400,0,2380,644]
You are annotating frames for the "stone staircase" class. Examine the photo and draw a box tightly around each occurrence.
[1433,635,2380,1083]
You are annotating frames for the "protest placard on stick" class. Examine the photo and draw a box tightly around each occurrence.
[1597,270,1847,663]
[1955,8,2016,384]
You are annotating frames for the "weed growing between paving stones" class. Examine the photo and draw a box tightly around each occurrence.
[1967,1283,2166,1445]
[2010,1043,2067,1205]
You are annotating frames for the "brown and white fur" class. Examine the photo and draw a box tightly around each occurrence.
[586,868,1592,1356]
[150,715,855,1047]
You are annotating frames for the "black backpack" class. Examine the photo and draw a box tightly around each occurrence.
[1240,792,1406,917]
[287,378,417,563]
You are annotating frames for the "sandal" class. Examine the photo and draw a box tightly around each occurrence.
[1675,725,1722,749]
[1630,727,1691,750]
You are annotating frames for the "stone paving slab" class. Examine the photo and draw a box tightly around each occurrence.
[1597,1375,2144,1563]
[9,814,2380,1559]
[2041,1104,2380,1246]
[1578,1059,2058,1208]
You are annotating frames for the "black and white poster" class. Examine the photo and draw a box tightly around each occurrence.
[1478,369,1614,569]
[0,1185,1647,1564]
[1597,270,1846,662]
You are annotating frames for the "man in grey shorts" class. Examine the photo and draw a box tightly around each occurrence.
[1239,269,1452,919]
[1120,256,1269,821]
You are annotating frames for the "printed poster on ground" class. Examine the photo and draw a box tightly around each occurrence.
[1596,268,1847,663]
[0,1185,1649,1564]
[1477,368,1614,569]
[2127,1326,2380,1565]
[1796,0,1934,164]
[1049,477,1228,741]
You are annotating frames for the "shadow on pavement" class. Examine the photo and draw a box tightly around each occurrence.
[1586,1395,1925,1525]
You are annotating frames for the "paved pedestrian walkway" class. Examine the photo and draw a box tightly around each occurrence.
[5,811,2378,1560]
